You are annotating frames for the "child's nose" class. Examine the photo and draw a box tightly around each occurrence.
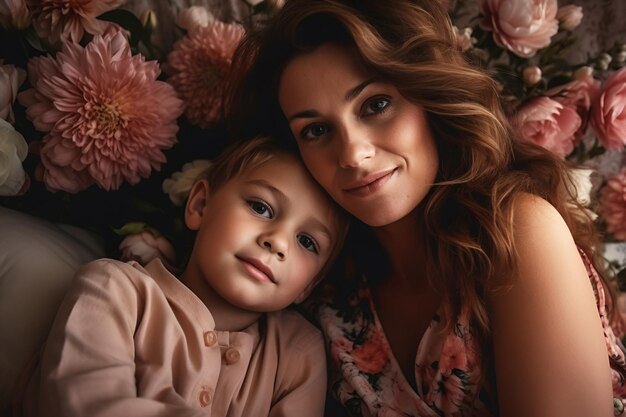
[258,233,287,260]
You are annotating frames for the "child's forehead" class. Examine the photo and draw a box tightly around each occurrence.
[239,154,340,223]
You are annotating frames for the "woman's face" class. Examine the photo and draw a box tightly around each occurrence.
[278,43,439,227]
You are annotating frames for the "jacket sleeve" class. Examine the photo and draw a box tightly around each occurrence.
[269,313,327,417]
[34,259,206,417]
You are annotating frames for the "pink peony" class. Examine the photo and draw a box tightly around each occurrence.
[481,0,559,58]
[0,0,30,29]
[0,61,26,123]
[28,0,124,44]
[547,74,601,139]
[18,29,184,193]
[514,96,581,158]
[165,20,244,129]
[599,169,626,240]
[119,230,177,268]
[590,67,626,151]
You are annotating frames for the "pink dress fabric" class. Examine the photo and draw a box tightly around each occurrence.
[314,251,626,416]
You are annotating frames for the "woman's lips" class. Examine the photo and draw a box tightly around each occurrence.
[343,168,396,197]
[237,257,275,283]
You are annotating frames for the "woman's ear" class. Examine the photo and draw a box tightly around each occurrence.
[184,179,210,231]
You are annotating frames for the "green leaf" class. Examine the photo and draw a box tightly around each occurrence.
[112,222,148,236]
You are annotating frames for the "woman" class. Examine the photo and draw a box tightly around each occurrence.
[225,0,626,415]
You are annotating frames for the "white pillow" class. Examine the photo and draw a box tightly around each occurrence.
[0,207,105,409]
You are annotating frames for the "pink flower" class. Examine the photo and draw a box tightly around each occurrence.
[166,20,244,129]
[547,74,601,139]
[481,0,559,58]
[514,96,581,158]
[0,61,26,123]
[599,169,626,240]
[556,4,583,31]
[28,0,124,44]
[119,230,177,268]
[18,29,184,193]
[351,326,390,374]
[0,0,30,29]
[590,67,626,151]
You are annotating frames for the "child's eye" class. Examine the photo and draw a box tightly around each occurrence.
[363,97,390,116]
[300,123,329,141]
[248,200,273,218]
[297,234,319,254]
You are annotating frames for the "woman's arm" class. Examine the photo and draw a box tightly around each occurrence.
[489,193,613,417]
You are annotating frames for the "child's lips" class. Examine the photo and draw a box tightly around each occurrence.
[237,256,275,283]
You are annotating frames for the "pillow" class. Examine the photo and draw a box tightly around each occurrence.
[0,207,105,409]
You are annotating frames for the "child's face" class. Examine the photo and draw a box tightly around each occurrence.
[188,152,340,312]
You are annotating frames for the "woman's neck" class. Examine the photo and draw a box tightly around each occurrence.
[373,208,429,288]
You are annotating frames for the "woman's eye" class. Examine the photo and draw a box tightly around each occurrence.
[248,200,273,218]
[364,97,390,115]
[300,123,329,140]
[297,234,319,253]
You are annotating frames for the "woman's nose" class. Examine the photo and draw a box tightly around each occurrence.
[257,231,287,260]
[337,127,375,168]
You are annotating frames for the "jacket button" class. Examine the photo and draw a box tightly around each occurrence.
[224,347,240,364]
[203,331,217,347]
[199,389,212,407]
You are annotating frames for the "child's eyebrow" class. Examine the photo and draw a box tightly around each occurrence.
[245,178,334,243]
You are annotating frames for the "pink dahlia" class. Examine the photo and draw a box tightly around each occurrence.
[599,169,626,240]
[18,29,184,193]
[28,0,124,44]
[165,20,244,129]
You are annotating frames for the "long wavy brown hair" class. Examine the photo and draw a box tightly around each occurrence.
[225,0,616,342]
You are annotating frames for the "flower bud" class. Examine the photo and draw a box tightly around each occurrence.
[573,66,594,79]
[556,5,583,31]
[140,9,157,32]
[596,53,612,71]
[176,6,214,33]
[615,51,626,64]
[522,66,542,85]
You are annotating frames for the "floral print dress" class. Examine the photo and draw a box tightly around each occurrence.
[313,251,626,417]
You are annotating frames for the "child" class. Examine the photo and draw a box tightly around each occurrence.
[20,136,348,417]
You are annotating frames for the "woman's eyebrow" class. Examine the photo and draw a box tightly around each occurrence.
[345,78,378,101]
[286,78,379,123]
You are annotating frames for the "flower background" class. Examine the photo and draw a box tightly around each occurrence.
[0,0,625,284]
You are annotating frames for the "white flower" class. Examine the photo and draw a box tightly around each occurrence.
[0,118,28,196]
[176,6,214,33]
[162,159,212,206]
[569,167,596,218]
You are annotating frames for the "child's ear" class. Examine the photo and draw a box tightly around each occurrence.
[185,179,210,231]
